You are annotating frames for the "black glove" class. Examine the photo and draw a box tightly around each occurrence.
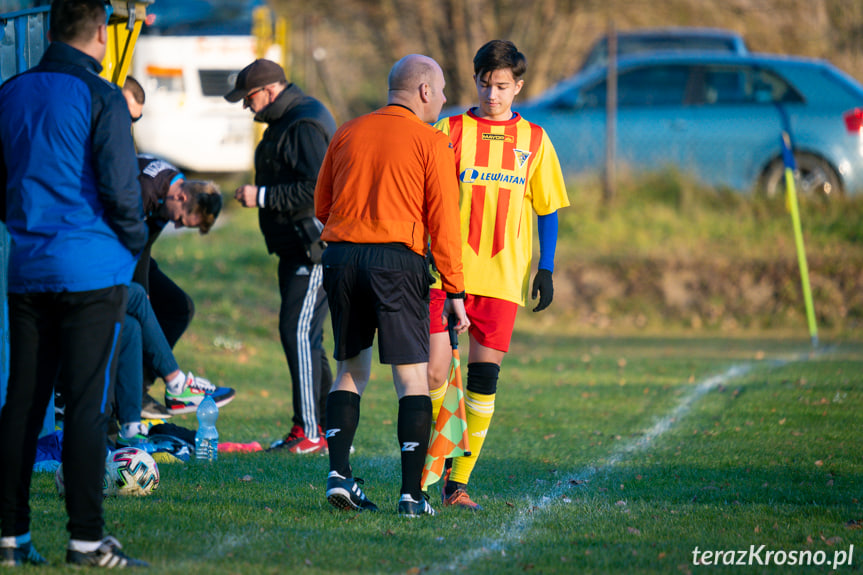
[531,269,553,312]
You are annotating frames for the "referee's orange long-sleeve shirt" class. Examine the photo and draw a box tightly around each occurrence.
[315,105,465,294]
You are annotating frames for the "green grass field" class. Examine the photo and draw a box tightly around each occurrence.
[25,203,863,574]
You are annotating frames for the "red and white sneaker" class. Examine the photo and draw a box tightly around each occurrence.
[267,425,327,454]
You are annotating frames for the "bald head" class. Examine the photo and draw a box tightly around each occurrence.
[388,55,438,92]
[387,54,447,123]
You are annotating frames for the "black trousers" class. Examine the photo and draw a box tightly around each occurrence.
[0,286,127,542]
[147,259,194,349]
[278,259,332,439]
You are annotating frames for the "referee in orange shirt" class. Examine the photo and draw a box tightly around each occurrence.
[314,54,469,517]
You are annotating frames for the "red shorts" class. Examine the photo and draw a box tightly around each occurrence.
[429,288,518,352]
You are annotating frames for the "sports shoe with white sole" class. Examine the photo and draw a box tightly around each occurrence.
[398,493,436,517]
[326,471,378,512]
[0,542,47,567]
[65,536,147,568]
[164,372,235,415]
[267,425,327,454]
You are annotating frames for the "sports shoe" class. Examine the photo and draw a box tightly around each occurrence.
[326,471,378,512]
[441,467,482,510]
[267,425,327,454]
[443,487,483,510]
[164,372,236,415]
[66,536,147,568]
[398,493,436,517]
[141,394,172,420]
[117,422,150,446]
[0,541,47,567]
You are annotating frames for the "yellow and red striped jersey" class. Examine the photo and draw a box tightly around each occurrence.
[432,109,569,306]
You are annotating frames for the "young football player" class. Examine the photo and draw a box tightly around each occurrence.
[428,40,570,509]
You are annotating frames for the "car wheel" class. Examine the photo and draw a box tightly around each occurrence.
[760,153,842,199]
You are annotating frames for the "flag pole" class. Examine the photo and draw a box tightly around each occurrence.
[421,314,471,490]
[781,131,818,348]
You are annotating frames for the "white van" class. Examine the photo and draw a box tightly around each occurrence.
[130,0,281,173]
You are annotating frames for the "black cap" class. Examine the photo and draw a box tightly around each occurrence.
[224,59,286,103]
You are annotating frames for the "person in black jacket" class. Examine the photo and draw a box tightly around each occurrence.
[0,0,147,567]
[226,59,336,454]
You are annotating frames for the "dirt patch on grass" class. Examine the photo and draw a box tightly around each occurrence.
[556,255,863,331]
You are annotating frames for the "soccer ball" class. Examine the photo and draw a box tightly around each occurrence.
[55,457,116,498]
[106,447,160,496]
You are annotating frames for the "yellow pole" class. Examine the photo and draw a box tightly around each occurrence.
[781,132,818,347]
[101,1,152,86]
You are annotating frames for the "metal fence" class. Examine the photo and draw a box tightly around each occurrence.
[0,3,51,428]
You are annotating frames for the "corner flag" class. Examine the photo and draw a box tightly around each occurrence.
[781,132,818,348]
[421,314,471,490]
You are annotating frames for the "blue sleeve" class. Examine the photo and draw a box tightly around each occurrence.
[537,211,558,273]
[0,137,6,223]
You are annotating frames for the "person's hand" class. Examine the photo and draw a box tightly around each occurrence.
[443,298,470,334]
[531,269,554,312]
[234,185,258,208]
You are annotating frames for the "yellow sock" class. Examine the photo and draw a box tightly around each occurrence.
[430,383,448,424]
[449,390,495,485]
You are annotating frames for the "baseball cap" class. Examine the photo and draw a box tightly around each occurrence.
[224,59,286,103]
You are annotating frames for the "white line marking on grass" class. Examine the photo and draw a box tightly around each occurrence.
[429,353,814,573]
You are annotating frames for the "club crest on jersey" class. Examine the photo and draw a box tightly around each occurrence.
[513,148,531,168]
[482,132,515,144]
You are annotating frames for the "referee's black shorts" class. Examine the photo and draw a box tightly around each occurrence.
[322,242,430,365]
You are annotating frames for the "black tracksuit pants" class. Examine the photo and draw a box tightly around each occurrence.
[0,286,127,542]
[278,259,332,440]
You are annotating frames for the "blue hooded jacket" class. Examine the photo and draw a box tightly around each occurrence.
[0,41,147,293]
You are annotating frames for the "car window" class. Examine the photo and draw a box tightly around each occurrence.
[548,62,803,110]
[701,65,804,105]
[749,68,804,103]
[703,67,746,103]
[578,65,692,108]
[564,65,690,109]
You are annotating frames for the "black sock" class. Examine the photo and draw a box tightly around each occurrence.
[444,478,465,498]
[398,395,432,499]
[325,390,360,478]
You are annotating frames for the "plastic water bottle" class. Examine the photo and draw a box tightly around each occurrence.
[195,394,219,461]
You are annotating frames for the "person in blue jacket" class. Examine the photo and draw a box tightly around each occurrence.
[0,0,148,568]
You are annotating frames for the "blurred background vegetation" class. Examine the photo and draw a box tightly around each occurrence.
[269,0,863,122]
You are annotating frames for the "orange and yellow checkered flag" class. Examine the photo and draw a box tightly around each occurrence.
[421,315,471,490]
